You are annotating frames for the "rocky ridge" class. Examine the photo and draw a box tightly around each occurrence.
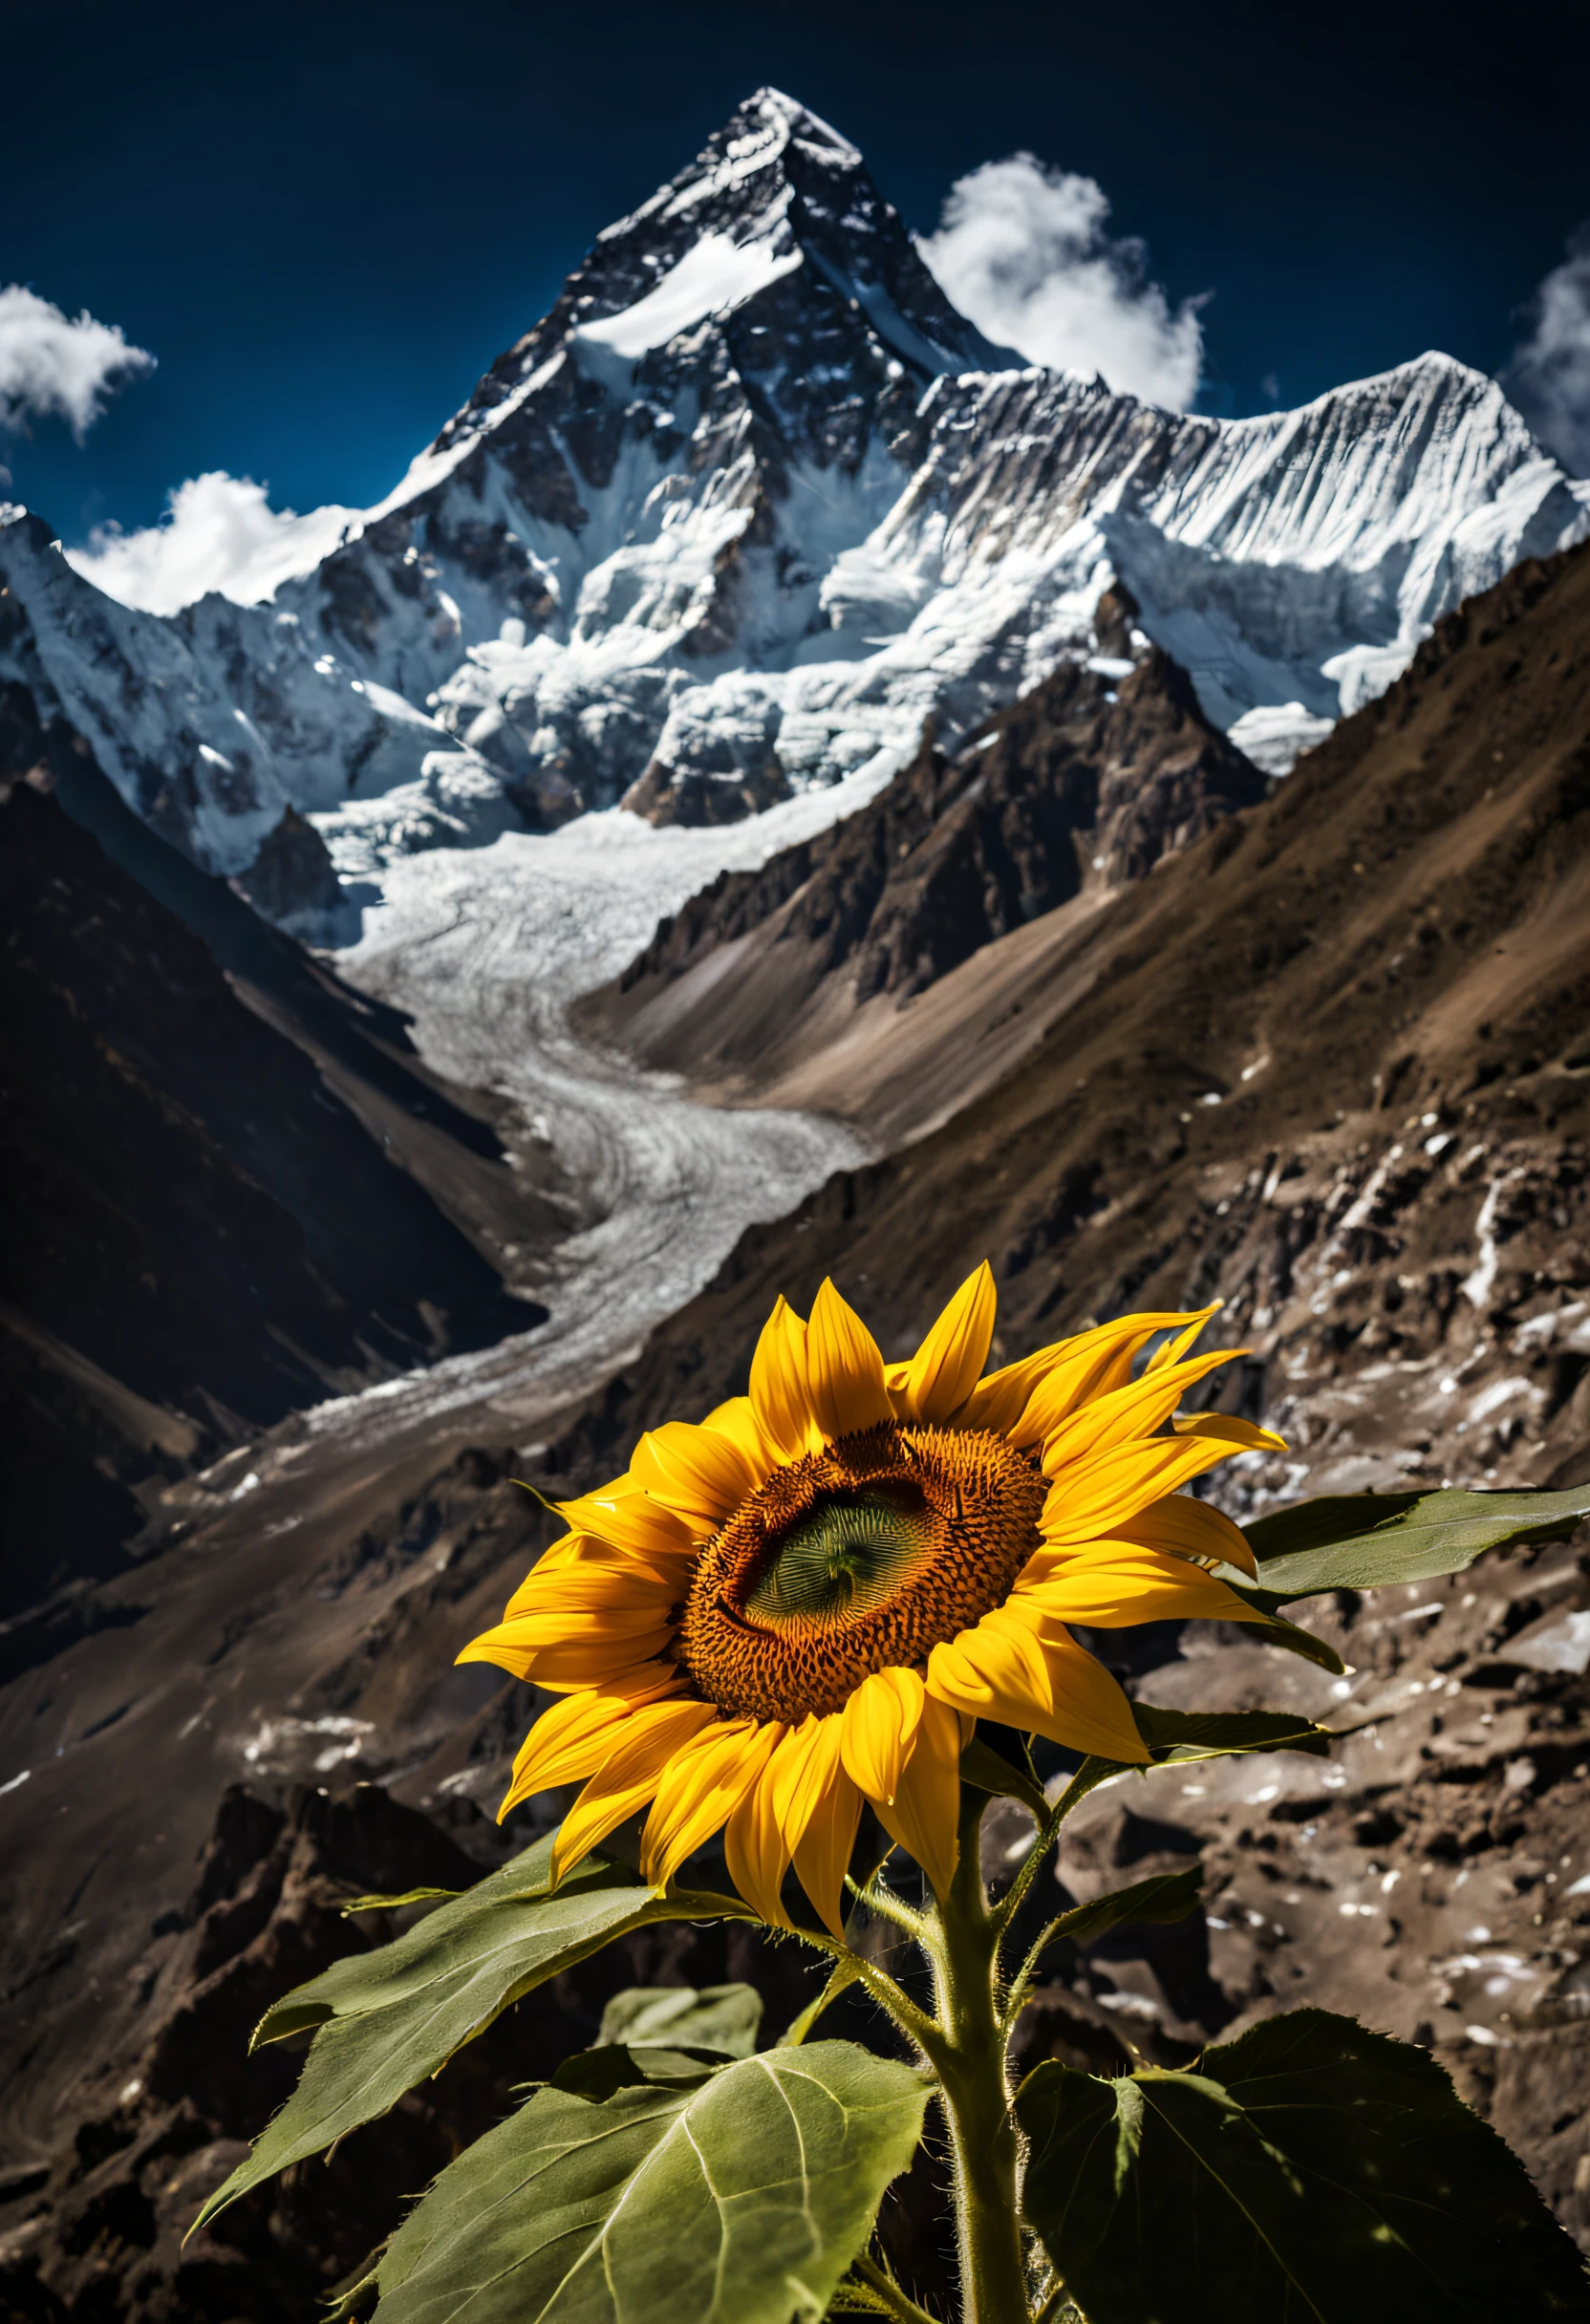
[586,589,1267,1117]
[0,692,563,1635]
[2,91,1585,926]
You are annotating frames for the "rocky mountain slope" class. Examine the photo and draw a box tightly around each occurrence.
[583,589,1268,1140]
[4,89,1586,929]
[3,541,1589,2317]
[0,708,557,1637]
[582,535,1590,1474]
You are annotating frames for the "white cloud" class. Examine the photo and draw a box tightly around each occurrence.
[0,285,155,436]
[918,155,1205,411]
[68,470,359,615]
[1501,225,1590,476]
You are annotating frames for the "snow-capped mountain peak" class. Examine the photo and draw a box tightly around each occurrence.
[5,91,1589,908]
[417,86,1016,497]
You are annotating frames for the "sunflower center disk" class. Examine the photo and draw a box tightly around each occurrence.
[677,1422,1047,1722]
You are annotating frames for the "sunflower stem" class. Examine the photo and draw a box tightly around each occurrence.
[998,1915,1070,2046]
[928,1783,1031,2324]
[989,1753,1131,1945]
[798,1933,942,2055]
[851,2250,942,2324]
[847,1865,931,1942]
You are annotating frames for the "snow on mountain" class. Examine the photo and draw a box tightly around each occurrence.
[5,85,1589,911]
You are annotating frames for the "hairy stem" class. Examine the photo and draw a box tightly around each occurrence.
[798,1932,942,2055]
[928,1786,1031,2324]
[851,2250,942,2324]
[990,1753,1129,1943]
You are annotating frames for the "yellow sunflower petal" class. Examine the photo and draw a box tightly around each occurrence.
[806,1279,893,1443]
[873,1690,964,1900]
[639,1716,777,1889]
[926,1615,1054,1730]
[500,1559,682,1622]
[1145,1309,1221,1373]
[723,1725,798,1926]
[1110,1491,1257,1578]
[553,1480,695,1560]
[782,1713,863,1938]
[1171,1411,1287,1452]
[467,1601,677,1665]
[1039,1430,1263,1545]
[496,1667,685,1820]
[549,1700,719,1884]
[749,1296,823,1462]
[1040,1344,1249,1476]
[460,1615,677,1690]
[701,1394,782,1479]
[505,1536,691,1616]
[1013,1308,1219,1451]
[927,1612,1148,1762]
[839,1667,926,1807]
[630,1419,761,1534]
[953,1334,1076,1438]
[898,1262,997,1424]
[1008,1541,1263,1628]
[525,1530,601,1579]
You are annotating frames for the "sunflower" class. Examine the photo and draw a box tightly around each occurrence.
[460,1268,1281,1936]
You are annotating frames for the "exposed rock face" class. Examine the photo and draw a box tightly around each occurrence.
[226,805,351,940]
[591,613,1266,1101]
[620,751,793,828]
[0,724,548,1625]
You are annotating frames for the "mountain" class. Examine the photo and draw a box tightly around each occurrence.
[4,540,1590,2316]
[582,590,1269,1144]
[0,710,555,1637]
[6,87,1588,935]
[581,535,1590,1478]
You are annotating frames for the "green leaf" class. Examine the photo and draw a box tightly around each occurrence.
[549,2045,725,2101]
[1243,1484,1590,1602]
[598,1983,764,2057]
[1131,1704,1333,1763]
[960,1733,1049,1819]
[1018,2006,1590,2323]
[1046,1866,1203,1950]
[353,2039,929,2324]
[1218,1585,1347,1673]
[192,1831,750,2234]
[340,1885,461,1917]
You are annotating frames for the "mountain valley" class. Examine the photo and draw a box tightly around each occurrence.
[3,80,1590,2322]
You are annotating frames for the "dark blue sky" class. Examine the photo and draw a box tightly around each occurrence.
[6,0,1588,544]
